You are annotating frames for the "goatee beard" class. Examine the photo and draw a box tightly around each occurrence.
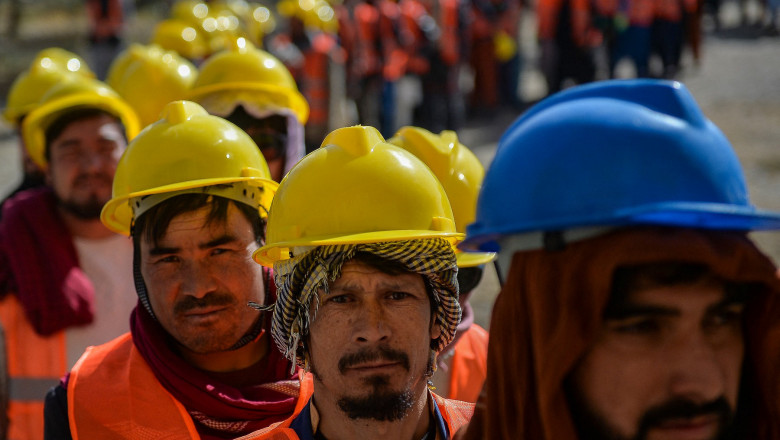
[57,196,105,220]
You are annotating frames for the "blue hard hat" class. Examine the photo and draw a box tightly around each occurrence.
[462,79,780,252]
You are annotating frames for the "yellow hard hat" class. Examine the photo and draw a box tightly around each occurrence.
[21,76,141,168]
[187,38,309,124]
[107,43,198,127]
[151,19,210,62]
[171,0,211,27]
[389,127,495,267]
[244,2,278,46]
[101,100,278,236]
[278,0,337,33]
[4,48,95,126]
[253,125,462,266]
[494,31,518,63]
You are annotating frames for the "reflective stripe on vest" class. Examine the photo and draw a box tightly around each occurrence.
[68,333,200,439]
[0,294,67,440]
[448,324,489,403]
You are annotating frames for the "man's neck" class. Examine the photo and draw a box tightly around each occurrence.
[180,332,270,373]
[58,206,115,239]
[313,386,432,440]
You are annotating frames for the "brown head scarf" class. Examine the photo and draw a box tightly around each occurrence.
[462,227,780,440]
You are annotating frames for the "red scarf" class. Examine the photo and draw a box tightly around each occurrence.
[130,282,299,439]
[0,187,94,335]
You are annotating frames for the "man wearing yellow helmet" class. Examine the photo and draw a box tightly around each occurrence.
[187,39,310,182]
[2,48,95,204]
[0,74,139,440]
[42,101,308,439]
[388,127,495,404]
[246,126,473,440]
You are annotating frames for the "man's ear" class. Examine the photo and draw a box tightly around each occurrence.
[430,321,442,341]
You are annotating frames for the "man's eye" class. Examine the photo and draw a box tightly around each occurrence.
[210,248,229,256]
[388,291,411,301]
[611,319,660,334]
[156,255,179,264]
[707,306,744,329]
[327,295,351,304]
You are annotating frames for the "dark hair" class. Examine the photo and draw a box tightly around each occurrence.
[131,193,266,246]
[44,107,125,160]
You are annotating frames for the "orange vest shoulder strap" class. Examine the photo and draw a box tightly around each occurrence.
[0,293,67,440]
[233,371,313,440]
[68,333,200,439]
[432,393,475,436]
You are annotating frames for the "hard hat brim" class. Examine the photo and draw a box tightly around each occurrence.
[187,81,310,124]
[22,93,141,168]
[101,176,278,236]
[253,231,464,267]
[456,250,496,268]
[462,201,780,252]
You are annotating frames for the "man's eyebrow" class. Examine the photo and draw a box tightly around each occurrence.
[604,303,680,320]
[147,235,238,256]
[52,139,80,150]
[200,234,239,249]
[148,246,180,256]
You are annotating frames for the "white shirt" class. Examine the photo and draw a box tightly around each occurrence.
[66,234,136,368]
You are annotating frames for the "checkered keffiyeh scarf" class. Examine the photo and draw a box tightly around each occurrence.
[271,238,461,369]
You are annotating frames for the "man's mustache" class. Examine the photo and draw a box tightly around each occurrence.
[174,292,236,315]
[338,346,411,374]
[72,172,113,187]
[639,396,732,433]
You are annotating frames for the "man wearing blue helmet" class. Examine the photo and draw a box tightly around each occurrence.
[460,79,780,440]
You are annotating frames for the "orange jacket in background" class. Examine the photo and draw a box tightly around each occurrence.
[0,294,67,440]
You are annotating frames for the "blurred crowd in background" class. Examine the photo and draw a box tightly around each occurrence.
[2,0,777,152]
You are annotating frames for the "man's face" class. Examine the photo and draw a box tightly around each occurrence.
[46,113,126,219]
[568,278,745,440]
[140,203,265,353]
[308,260,442,421]
[227,108,288,182]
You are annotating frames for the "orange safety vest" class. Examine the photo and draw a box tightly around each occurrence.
[86,0,123,41]
[438,0,461,67]
[448,324,489,404]
[242,391,473,439]
[0,294,68,440]
[68,333,314,439]
[629,0,656,26]
[303,34,340,130]
[537,0,594,46]
[398,0,430,75]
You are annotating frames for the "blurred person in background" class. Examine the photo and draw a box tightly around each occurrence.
[2,49,95,206]
[460,79,780,439]
[86,0,125,79]
[0,75,140,440]
[106,43,198,128]
[270,0,350,154]
[187,39,309,182]
[537,0,600,94]
[388,127,494,403]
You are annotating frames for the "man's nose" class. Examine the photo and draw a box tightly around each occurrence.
[353,299,392,344]
[179,261,219,299]
[666,330,733,403]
